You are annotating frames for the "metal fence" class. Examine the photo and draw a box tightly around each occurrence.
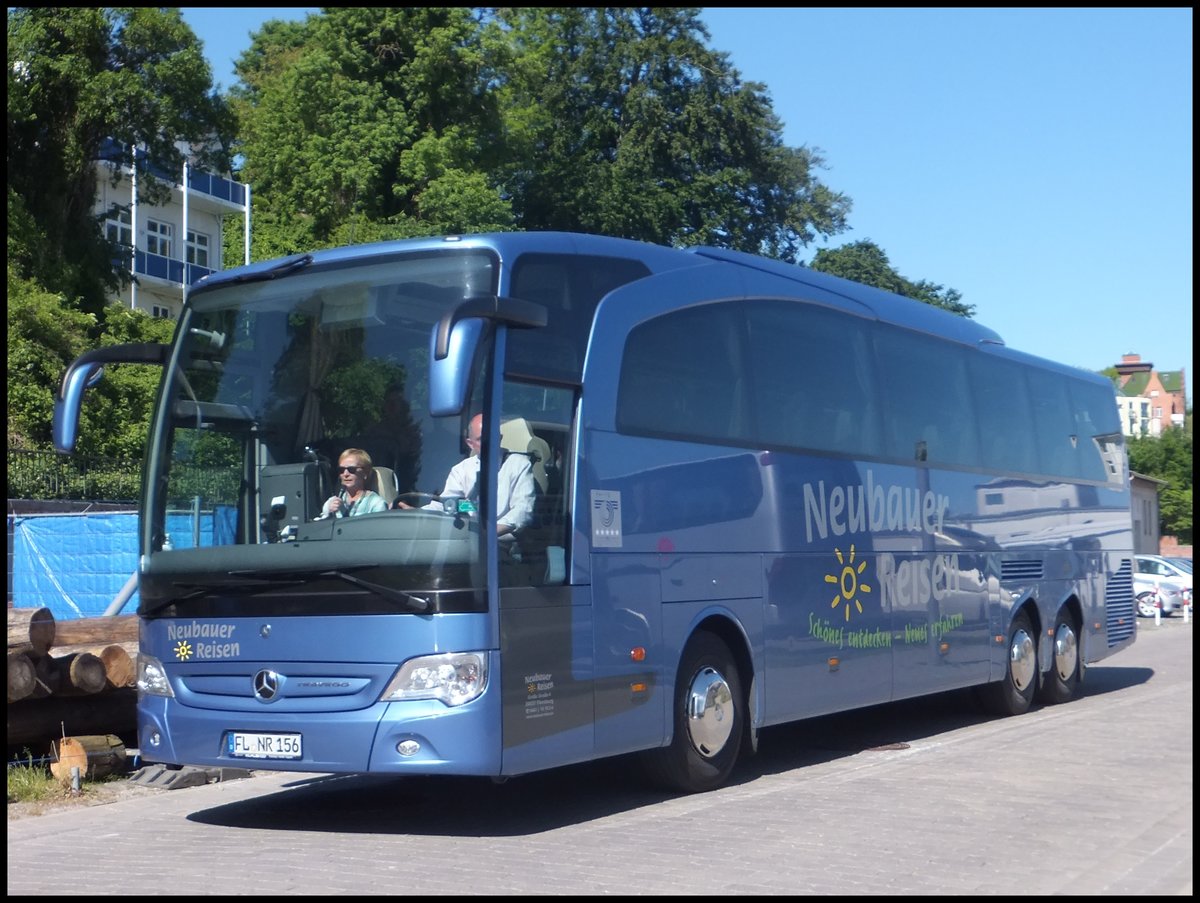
[7,448,241,507]
[7,448,142,504]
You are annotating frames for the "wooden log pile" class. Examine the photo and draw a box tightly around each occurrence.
[50,734,128,782]
[7,608,140,755]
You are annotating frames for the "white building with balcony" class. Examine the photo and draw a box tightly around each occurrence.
[94,138,250,320]
[1115,393,1161,438]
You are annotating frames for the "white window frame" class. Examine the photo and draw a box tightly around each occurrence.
[186,229,210,268]
[146,219,173,258]
[106,206,132,246]
[151,304,173,319]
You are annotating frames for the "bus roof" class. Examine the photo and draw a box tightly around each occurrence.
[193,230,1009,352]
[688,245,1005,349]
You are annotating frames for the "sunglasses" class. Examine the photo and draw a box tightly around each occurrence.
[337,465,364,474]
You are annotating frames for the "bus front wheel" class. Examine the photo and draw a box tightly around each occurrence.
[979,610,1037,716]
[640,631,744,794]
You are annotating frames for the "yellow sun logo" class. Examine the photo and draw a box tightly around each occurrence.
[175,640,193,661]
[824,545,872,622]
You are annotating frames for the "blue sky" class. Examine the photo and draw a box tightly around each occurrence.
[180,8,1193,401]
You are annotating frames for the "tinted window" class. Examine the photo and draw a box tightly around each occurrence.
[617,303,746,444]
[744,300,881,457]
[877,331,979,466]
[969,354,1039,474]
[1069,380,1124,484]
[508,254,651,383]
[1026,369,1079,478]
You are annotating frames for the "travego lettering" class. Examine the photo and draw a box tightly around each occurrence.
[802,470,950,543]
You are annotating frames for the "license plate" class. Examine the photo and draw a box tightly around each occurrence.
[227,731,302,760]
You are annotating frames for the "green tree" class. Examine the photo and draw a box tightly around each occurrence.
[1128,427,1193,544]
[808,240,975,316]
[87,306,177,460]
[232,7,511,253]
[7,265,175,458]
[7,7,235,315]
[6,266,96,449]
[494,7,850,261]
[231,8,852,263]
[8,8,233,459]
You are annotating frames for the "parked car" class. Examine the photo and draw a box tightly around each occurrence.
[1164,556,1193,575]
[1133,574,1189,618]
[1135,554,1194,594]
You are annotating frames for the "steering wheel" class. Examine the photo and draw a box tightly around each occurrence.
[392,492,443,510]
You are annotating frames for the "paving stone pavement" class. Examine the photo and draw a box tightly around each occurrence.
[7,617,1191,895]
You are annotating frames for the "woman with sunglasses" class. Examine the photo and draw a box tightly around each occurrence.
[318,448,389,519]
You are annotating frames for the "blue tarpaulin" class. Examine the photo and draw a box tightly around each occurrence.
[9,509,235,619]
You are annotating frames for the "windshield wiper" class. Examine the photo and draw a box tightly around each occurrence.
[164,568,432,614]
[140,576,306,614]
[229,252,313,284]
[319,570,431,613]
[172,577,304,597]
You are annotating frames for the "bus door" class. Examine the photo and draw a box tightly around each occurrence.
[496,380,596,775]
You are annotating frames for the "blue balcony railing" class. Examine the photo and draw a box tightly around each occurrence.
[186,169,246,206]
[98,138,245,207]
[118,251,215,286]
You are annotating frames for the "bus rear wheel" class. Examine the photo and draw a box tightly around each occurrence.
[1036,609,1082,704]
[979,610,1037,716]
[640,631,744,794]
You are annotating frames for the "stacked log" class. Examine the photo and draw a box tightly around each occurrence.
[8,607,55,656]
[7,609,139,753]
[50,734,128,782]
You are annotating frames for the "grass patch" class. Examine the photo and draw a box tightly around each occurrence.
[6,752,61,804]
[7,749,129,805]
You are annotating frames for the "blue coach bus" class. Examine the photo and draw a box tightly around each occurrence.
[53,232,1136,793]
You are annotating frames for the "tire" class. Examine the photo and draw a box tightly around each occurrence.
[639,631,744,794]
[979,610,1038,716]
[1135,592,1158,618]
[1036,609,1081,705]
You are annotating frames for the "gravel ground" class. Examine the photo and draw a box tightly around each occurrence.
[7,773,163,820]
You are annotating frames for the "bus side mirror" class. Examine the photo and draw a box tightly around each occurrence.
[429,318,484,416]
[52,343,171,452]
[429,295,548,417]
[53,363,104,453]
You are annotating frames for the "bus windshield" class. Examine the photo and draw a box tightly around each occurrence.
[141,250,500,617]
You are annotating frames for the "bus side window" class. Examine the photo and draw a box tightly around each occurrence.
[877,329,978,467]
[744,299,881,458]
[617,304,743,444]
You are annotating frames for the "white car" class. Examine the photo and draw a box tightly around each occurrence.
[1135,554,1194,593]
[1165,556,1193,576]
[1133,574,1189,618]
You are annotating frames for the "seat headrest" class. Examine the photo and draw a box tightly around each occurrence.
[370,466,398,506]
[499,418,536,456]
[499,418,549,493]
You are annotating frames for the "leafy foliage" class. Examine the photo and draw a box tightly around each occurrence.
[6,266,95,449]
[1128,427,1193,543]
[231,8,853,264]
[10,6,995,472]
[7,247,174,458]
[232,8,511,252]
[809,240,974,317]
[7,7,235,314]
[493,8,851,262]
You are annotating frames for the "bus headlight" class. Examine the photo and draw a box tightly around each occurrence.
[380,652,488,707]
[136,653,175,698]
